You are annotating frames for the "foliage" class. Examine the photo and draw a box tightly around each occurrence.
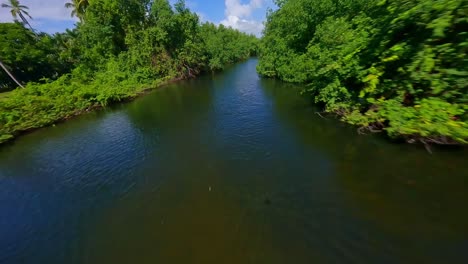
[0,0,258,144]
[258,0,468,144]
[200,23,258,71]
[65,0,89,21]
[0,23,73,89]
[1,0,34,31]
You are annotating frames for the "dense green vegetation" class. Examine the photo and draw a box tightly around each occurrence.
[0,0,258,144]
[0,23,74,89]
[258,0,468,145]
[2,0,467,146]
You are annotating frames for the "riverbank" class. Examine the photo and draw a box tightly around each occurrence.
[257,0,467,146]
[0,74,176,145]
[317,106,468,148]
[1,0,259,146]
[3,71,467,148]
[1,59,467,264]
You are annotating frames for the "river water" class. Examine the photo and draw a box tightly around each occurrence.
[0,59,467,264]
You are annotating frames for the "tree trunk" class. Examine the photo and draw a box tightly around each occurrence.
[0,60,25,89]
[19,12,37,37]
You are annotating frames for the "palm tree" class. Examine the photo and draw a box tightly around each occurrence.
[1,0,34,32]
[65,0,89,21]
[0,60,24,89]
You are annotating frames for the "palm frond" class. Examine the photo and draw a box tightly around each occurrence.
[22,9,32,19]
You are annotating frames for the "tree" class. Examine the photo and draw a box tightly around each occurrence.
[65,0,89,22]
[258,0,468,144]
[1,0,34,32]
[0,0,259,143]
[0,23,71,89]
[0,59,24,88]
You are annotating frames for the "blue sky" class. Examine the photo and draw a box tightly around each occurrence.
[0,0,275,36]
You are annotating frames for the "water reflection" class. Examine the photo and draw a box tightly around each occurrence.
[261,76,468,262]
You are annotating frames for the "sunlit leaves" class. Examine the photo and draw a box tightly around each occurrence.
[258,0,468,143]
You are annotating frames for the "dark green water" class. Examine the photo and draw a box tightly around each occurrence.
[0,59,467,264]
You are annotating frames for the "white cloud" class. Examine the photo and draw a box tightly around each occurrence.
[221,15,263,36]
[224,0,263,17]
[220,0,265,36]
[0,0,76,23]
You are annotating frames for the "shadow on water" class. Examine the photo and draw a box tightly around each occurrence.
[0,59,467,264]
[260,77,468,262]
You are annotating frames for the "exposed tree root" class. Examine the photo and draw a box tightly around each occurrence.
[357,123,384,135]
[315,111,327,119]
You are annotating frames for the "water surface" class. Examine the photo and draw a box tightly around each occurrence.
[1,59,467,264]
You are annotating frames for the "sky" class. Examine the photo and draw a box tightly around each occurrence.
[0,0,275,36]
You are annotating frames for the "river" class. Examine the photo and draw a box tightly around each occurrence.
[0,59,467,264]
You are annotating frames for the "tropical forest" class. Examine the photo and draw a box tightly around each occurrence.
[0,0,258,144]
[0,1,467,264]
[258,0,467,145]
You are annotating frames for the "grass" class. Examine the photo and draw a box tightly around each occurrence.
[0,75,173,145]
[0,90,12,100]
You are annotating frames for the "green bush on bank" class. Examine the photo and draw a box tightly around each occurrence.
[0,69,160,144]
[258,0,468,144]
[0,0,258,144]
